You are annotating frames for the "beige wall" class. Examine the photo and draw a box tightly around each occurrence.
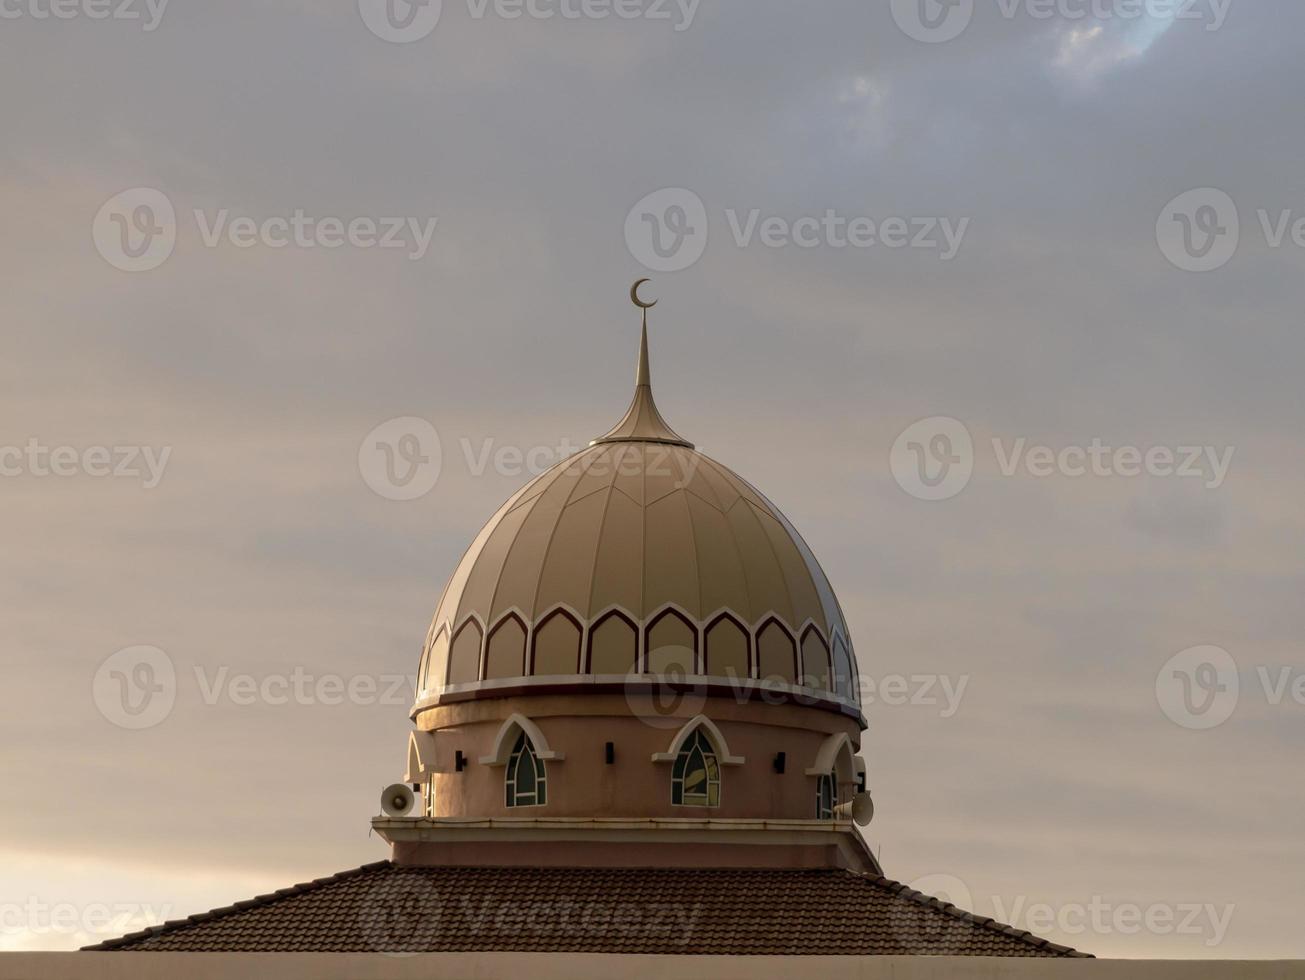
[416,693,862,821]
[12,954,1305,980]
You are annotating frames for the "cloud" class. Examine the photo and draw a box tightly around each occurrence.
[1,0,1303,960]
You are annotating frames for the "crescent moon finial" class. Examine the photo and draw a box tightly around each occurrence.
[630,278,657,310]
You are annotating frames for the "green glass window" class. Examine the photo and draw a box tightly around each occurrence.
[506,732,547,807]
[671,730,721,807]
[816,772,837,819]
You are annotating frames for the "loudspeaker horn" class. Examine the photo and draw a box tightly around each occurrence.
[834,791,874,827]
[380,782,415,817]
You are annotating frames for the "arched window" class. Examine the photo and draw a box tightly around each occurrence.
[816,772,837,820]
[671,729,720,807]
[505,732,546,808]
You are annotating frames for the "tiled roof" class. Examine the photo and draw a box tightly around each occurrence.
[85,863,1088,956]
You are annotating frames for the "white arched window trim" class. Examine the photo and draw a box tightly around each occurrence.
[651,715,745,766]
[478,713,565,766]
[805,732,857,783]
[405,730,438,783]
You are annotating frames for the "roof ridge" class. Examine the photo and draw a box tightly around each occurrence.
[849,870,1091,959]
[80,860,394,951]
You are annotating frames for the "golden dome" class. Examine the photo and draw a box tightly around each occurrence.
[415,299,860,712]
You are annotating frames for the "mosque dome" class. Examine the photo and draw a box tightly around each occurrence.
[404,287,867,830]
[414,310,860,716]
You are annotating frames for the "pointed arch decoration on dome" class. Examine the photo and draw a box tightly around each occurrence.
[586,607,639,674]
[831,629,856,701]
[703,611,751,680]
[644,605,699,675]
[479,713,565,766]
[446,616,485,686]
[530,606,584,676]
[651,715,745,766]
[755,615,798,686]
[421,626,449,695]
[485,611,529,680]
[799,622,833,693]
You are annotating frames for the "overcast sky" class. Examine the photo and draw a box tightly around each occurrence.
[2,0,1302,960]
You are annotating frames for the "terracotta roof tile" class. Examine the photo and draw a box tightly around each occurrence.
[85,863,1088,957]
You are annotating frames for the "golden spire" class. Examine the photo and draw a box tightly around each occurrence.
[591,280,693,448]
